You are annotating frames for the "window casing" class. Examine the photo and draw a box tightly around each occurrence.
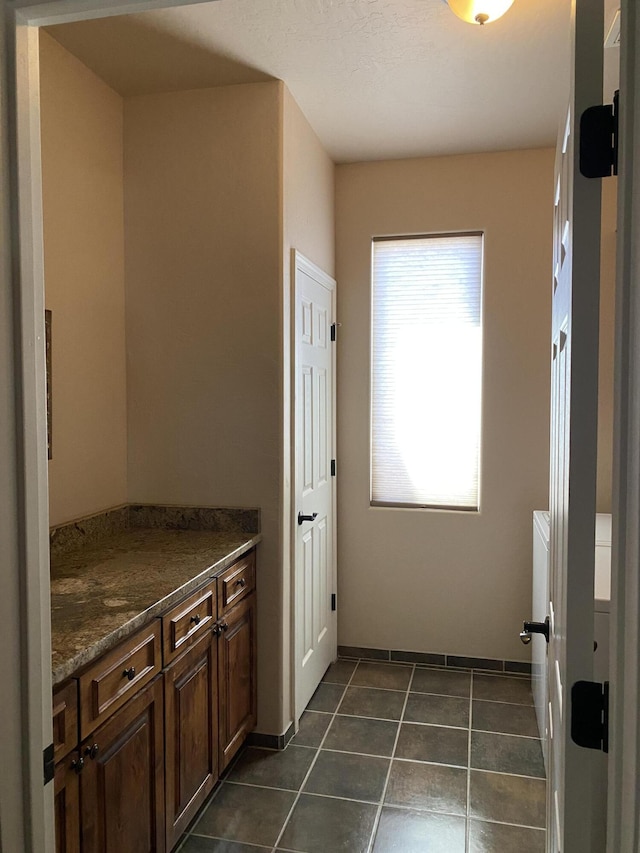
[370,233,484,511]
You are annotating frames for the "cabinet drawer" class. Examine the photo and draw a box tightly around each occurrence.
[218,551,255,614]
[79,622,161,739]
[162,581,216,665]
[53,681,79,764]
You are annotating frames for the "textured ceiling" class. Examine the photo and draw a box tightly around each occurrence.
[47,0,619,163]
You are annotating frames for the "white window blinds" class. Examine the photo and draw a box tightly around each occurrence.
[371,233,483,510]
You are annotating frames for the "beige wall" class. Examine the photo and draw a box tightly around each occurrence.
[597,177,617,512]
[39,47,337,733]
[40,32,128,526]
[282,85,335,719]
[124,82,285,733]
[335,149,554,663]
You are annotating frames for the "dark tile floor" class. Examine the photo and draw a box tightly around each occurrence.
[178,659,546,853]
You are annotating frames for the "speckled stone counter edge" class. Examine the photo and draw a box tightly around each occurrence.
[50,503,260,558]
[51,533,261,687]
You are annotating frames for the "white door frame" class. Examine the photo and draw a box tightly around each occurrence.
[1,0,639,848]
[608,2,640,850]
[290,249,337,721]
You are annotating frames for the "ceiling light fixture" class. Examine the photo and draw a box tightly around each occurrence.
[447,0,515,25]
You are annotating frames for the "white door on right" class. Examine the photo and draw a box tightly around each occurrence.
[548,1,604,851]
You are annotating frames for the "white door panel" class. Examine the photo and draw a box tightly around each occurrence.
[293,251,337,718]
[548,1,604,850]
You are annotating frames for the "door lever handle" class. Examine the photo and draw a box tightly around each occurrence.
[520,617,550,645]
[298,512,318,525]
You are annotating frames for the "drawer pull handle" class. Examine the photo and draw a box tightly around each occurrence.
[190,614,201,625]
[71,756,84,774]
[235,578,247,588]
[123,666,136,681]
[85,743,99,760]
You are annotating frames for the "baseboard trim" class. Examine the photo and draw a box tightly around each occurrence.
[246,648,531,752]
[337,645,531,675]
[247,722,296,751]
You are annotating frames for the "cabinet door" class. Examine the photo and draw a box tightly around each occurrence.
[81,675,165,853]
[165,631,218,850]
[218,593,257,772]
[54,753,81,853]
[53,681,79,765]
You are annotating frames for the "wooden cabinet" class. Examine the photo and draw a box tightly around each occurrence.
[162,580,216,665]
[218,551,255,614]
[164,631,218,850]
[53,548,257,852]
[54,752,81,853]
[53,683,81,853]
[81,676,165,853]
[218,592,257,772]
[53,681,79,765]
[79,621,162,738]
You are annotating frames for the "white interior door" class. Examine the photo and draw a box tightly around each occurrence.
[548,1,604,850]
[293,251,337,719]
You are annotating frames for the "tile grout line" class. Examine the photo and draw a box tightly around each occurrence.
[365,661,415,853]
[270,658,361,853]
[465,669,474,853]
[192,661,541,852]
[219,756,546,795]
[469,696,535,708]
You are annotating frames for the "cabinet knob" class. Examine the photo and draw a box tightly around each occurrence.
[213,622,221,636]
[219,620,229,632]
[84,743,99,760]
[190,613,201,625]
[70,756,84,774]
[235,578,247,588]
[123,666,136,681]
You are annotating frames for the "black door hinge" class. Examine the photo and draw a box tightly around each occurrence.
[331,459,336,477]
[331,593,336,611]
[580,89,619,178]
[330,322,341,342]
[43,742,54,785]
[571,680,609,753]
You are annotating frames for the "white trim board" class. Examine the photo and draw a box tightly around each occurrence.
[608,2,640,850]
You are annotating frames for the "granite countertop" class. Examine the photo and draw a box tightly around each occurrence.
[51,519,260,687]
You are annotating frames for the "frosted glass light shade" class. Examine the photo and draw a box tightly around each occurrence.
[447,0,515,25]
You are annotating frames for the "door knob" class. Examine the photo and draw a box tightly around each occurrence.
[519,630,532,645]
[298,512,318,525]
[520,617,550,645]
[70,756,84,774]
[84,743,99,760]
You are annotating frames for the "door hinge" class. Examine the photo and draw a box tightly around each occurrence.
[331,459,336,477]
[580,89,619,179]
[571,680,609,753]
[330,322,341,342]
[331,593,336,611]
[43,743,54,785]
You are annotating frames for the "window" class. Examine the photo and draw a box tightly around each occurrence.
[371,233,483,510]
